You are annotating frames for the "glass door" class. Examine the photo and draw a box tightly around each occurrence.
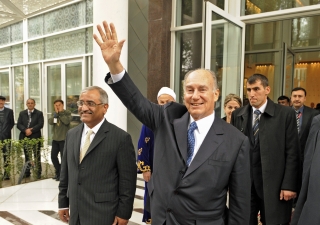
[204,1,245,117]
[44,59,83,141]
[283,43,295,98]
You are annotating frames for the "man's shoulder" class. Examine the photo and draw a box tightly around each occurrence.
[304,105,320,116]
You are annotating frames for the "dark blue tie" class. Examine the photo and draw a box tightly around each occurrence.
[187,121,198,166]
[253,110,261,144]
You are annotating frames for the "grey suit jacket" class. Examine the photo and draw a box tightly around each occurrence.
[106,72,251,225]
[58,119,137,225]
[291,114,320,225]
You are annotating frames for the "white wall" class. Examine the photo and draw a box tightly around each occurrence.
[92,0,129,131]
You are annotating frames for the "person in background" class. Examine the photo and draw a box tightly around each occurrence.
[137,87,176,224]
[277,95,291,106]
[290,87,319,205]
[17,98,44,179]
[0,95,14,180]
[231,74,299,225]
[48,99,72,181]
[58,86,137,225]
[315,103,320,114]
[222,93,242,123]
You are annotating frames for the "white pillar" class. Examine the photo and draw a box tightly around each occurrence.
[93,0,128,131]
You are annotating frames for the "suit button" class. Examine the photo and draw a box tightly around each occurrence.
[81,167,84,170]
[78,182,81,185]
[167,208,172,212]
[174,191,179,195]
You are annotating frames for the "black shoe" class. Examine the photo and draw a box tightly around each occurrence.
[3,176,10,180]
[55,176,60,181]
[52,174,57,179]
[24,174,30,178]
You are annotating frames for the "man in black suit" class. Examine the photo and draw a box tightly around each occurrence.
[291,114,320,225]
[231,74,299,225]
[58,86,137,225]
[17,98,44,178]
[0,95,14,180]
[291,87,319,192]
[94,21,251,225]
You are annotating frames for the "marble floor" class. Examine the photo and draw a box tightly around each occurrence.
[0,174,146,225]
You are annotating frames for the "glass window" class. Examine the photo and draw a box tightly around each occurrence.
[176,0,224,26]
[28,64,41,109]
[292,15,320,48]
[29,39,44,62]
[28,15,44,39]
[10,22,23,43]
[175,28,202,102]
[14,66,24,120]
[245,21,281,51]
[66,62,82,128]
[0,27,10,46]
[244,52,282,102]
[11,44,23,65]
[0,47,11,66]
[242,0,320,15]
[0,71,10,107]
[47,65,61,114]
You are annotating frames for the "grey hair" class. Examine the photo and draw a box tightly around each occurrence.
[81,86,109,104]
[183,69,219,92]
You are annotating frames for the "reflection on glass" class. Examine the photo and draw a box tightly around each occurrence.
[242,0,320,15]
[245,21,281,51]
[175,28,202,102]
[66,62,82,128]
[294,51,320,107]
[14,66,24,120]
[0,71,10,107]
[292,15,320,47]
[244,52,281,101]
[284,51,294,97]
[47,65,61,113]
[176,0,224,26]
[29,64,41,109]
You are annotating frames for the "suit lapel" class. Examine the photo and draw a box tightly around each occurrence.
[183,118,224,178]
[74,124,84,164]
[173,112,189,164]
[300,107,310,137]
[83,120,109,159]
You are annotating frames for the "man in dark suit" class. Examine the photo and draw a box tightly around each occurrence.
[0,95,14,180]
[58,86,137,225]
[291,87,319,195]
[94,21,251,225]
[291,114,320,225]
[231,74,299,225]
[17,98,44,178]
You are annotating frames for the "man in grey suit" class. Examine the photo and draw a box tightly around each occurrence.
[0,95,14,180]
[58,86,137,225]
[94,21,251,225]
[291,114,320,225]
[231,74,299,225]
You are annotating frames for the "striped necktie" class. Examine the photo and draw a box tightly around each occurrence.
[295,110,301,133]
[253,110,261,144]
[27,111,31,128]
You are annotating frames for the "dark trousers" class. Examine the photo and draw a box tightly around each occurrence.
[51,140,65,175]
[24,142,42,177]
[250,184,289,225]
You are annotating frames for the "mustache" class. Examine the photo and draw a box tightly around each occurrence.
[79,109,93,115]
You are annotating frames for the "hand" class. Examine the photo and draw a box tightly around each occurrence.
[93,21,125,74]
[280,190,296,201]
[25,128,32,136]
[58,209,70,223]
[112,216,128,225]
[143,171,151,182]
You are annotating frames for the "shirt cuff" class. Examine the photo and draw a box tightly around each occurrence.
[110,69,125,83]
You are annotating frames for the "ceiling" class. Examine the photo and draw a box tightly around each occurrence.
[0,0,76,28]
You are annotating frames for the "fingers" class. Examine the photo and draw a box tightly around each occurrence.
[110,23,118,42]
[112,217,117,225]
[58,210,69,223]
[103,21,111,40]
[279,190,284,200]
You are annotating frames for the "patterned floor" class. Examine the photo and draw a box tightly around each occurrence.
[0,175,146,225]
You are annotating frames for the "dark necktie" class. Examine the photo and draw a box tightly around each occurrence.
[27,111,31,128]
[295,110,301,133]
[187,121,198,166]
[253,110,261,144]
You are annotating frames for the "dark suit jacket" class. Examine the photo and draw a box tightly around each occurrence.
[231,99,299,224]
[0,107,14,141]
[58,120,137,225]
[17,109,44,139]
[106,72,251,225]
[291,115,320,225]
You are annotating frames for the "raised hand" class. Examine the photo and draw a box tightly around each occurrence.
[93,21,125,74]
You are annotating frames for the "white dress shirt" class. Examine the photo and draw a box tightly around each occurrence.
[80,118,105,151]
[251,100,268,126]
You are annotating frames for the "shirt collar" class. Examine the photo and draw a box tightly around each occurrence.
[0,107,4,111]
[189,111,215,134]
[293,105,304,113]
[252,99,268,114]
[83,118,105,135]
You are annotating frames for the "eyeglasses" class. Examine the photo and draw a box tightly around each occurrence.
[77,101,104,107]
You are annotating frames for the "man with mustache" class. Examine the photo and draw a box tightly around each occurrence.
[290,87,319,205]
[231,74,299,225]
[58,86,137,225]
